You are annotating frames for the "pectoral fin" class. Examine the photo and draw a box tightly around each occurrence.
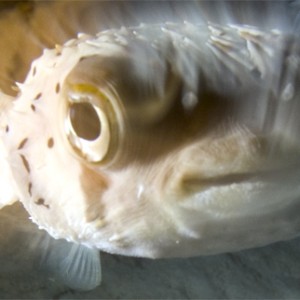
[59,243,102,291]
[39,235,102,291]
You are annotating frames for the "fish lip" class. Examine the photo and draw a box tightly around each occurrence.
[181,162,300,192]
[182,172,257,190]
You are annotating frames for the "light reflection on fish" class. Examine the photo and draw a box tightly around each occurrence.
[1,17,300,290]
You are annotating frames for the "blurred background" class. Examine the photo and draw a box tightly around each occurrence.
[0,1,300,298]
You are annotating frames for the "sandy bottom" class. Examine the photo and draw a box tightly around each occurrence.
[0,203,299,299]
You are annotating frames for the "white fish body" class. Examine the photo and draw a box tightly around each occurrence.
[1,22,300,289]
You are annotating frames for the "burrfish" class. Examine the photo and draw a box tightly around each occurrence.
[1,22,300,290]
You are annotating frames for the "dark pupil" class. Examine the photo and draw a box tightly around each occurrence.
[69,102,101,141]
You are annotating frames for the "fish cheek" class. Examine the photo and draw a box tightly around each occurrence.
[80,165,108,224]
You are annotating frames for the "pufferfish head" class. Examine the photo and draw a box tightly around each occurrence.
[3,24,300,258]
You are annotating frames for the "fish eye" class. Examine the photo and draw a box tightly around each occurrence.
[69,102,101,141]
[64,84,122,164]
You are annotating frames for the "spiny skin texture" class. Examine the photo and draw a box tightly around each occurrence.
[1,22,300,259]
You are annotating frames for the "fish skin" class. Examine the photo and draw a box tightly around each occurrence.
[1,22,300,259]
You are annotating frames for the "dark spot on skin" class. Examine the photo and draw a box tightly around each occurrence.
[18,138,28,150]
[55,83,60,94]
[36,198,44,205]
[34,92,42,100]
[31,104,36,112]
[47,137,54,148]
[28,182,32,196]
[5,125,9,133]
[32,66,36,77]
[35,198,50,209]
[20,154,30,173]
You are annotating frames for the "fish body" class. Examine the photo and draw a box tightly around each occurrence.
[1,22,300,264]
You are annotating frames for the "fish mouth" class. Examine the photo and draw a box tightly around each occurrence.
[180,164,300,193]
[162,128,300,198]
[181,172,261,191]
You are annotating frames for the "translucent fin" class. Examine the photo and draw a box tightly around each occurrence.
[39,238,102,291]
[58,243,101,291]
[289,0,300,33]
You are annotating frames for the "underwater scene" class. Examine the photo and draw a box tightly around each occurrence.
[0,1,300,299]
